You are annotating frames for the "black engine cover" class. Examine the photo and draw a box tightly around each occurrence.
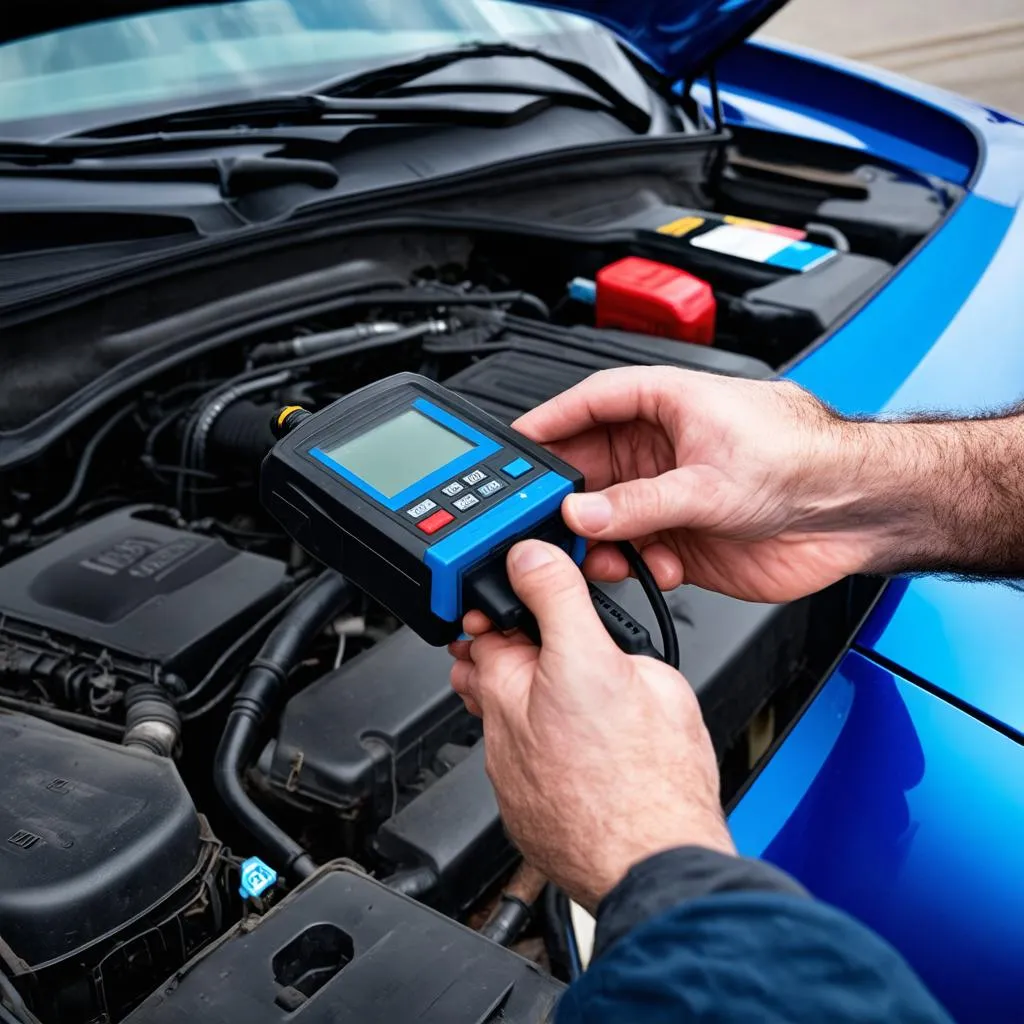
[0,506,288,692]
[127,865,564,1024]
[0,713,201,967]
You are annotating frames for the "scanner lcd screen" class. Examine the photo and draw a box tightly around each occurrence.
[323,409,475,499]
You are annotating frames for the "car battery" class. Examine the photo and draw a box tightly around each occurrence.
[591,257,717,344]
[574,204,892,344]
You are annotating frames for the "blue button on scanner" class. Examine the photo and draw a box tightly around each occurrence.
[502,458,532,479]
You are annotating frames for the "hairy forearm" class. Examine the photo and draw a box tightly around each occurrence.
[813,408,1024,577]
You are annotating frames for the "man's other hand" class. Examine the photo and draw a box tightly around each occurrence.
[449,540,733,913]
[513,366,886,604]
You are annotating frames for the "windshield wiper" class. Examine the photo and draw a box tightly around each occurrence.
[0,87,627,166]
[0,152,342,195]
[311,42,652,134]
[0,41,651,165]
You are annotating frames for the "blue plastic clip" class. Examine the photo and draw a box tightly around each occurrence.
[568,277,597,304]
[239,856,277,900]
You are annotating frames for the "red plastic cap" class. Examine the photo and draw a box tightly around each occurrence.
[595,257,716,345]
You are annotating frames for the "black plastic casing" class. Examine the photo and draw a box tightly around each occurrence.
[0,714,226,1024]
[260,373,583,646]
[265,628,472,825]
[0,714,200,966]
[375,742,514,916]
[261,628,510,912]
[445,327,771,423]
[126,864,564,1024]
[0,507,288,688]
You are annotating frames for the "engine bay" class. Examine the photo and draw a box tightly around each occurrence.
[0,131,944,1023]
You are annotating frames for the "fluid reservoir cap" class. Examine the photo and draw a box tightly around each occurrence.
[239,856,278,900]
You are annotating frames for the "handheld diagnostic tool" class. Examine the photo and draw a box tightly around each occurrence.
[261,373,586,647]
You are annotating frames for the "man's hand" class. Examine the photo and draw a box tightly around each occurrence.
[513,366,884,604]
[514,367,1024,602]
[450,540,734,913]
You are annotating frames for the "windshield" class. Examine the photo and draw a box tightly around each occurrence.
[0,0,601,136]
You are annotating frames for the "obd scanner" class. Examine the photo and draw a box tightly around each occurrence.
[262,373,677,665]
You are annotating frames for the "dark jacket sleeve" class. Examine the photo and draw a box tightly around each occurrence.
[555,846,953,1024]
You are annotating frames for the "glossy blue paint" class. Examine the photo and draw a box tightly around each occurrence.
[709,40,979,184]
[716,41,1024,1019]
[516,0,780,78]
[710,39,1024,207]
[691,79,972,184]
[859,578,1024,740]
[730,651,1024,1023]
[784,194,1018,415]
[767,53,1024,418]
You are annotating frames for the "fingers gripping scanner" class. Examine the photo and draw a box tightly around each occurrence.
[261,374,586,646]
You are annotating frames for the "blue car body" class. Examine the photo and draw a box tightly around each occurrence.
[524,4,1024,1019]
[711,38,1024,1023]
[713,35,1024,1024]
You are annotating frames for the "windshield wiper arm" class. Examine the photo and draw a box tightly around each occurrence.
[310,42,652,134]
[0,152,341,196]
[0,90,596,164]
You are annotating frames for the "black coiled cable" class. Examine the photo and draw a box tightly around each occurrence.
[616,541,680,670]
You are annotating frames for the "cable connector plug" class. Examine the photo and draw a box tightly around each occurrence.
[462,558,660,660]
[588,585,660,659]
[463,562,541,645]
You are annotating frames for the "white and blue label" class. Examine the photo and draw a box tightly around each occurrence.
[691,225,835,273]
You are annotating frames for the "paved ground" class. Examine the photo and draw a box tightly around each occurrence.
[760,0,1024,115]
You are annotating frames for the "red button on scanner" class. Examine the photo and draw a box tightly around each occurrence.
[418,509,454,535]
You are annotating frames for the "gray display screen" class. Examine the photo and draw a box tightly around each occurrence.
[323,409,475,499]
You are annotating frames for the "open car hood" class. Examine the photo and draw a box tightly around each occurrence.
[9,0,788,79]
[516,0,788,75]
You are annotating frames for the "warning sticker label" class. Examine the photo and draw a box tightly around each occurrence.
[656,215,704,238]
[724,215,806,240]
[690,225,835,272]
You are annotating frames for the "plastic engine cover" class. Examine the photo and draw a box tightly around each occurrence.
[268,628,472,823]
[375,742,514,914]
[0,712,201,967]
[127,864,564,1024]
[0,506,287,684]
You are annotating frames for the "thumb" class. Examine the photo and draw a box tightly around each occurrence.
[563,470,716,540]
[506,540,617,657]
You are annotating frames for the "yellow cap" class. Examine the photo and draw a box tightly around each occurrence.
[276,405,305,428]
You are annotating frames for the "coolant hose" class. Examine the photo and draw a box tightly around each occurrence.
[383,866,438,899]
[480,862,548,946]
[214,570,354,881]
[123,683,181,758]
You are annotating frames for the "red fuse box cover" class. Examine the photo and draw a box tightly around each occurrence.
[596,257,716,345]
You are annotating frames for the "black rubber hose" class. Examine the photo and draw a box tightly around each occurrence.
[480,861,547,946]
[383,866,438,898]
[480,896,532,947]
[543,886,582,981]
[214,570,354,881]
[204,399,278,472]
[122,683,181,757]
[33,404,137,530]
